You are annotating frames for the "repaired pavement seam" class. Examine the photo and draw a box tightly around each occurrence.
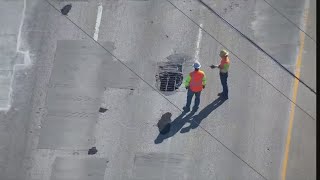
[0,0,32,112]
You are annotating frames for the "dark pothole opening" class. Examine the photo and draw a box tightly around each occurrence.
[156,63,183,92]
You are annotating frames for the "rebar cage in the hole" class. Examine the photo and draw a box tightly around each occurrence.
[156,63,183,92]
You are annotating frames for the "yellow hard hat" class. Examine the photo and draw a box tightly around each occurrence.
[219,49,229,57]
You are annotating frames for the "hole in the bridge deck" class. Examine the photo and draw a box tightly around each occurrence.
[156,63,183,92]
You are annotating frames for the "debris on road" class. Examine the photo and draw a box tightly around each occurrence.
[99,107,108,113]
[61,4,72,15]
[88,147,98,155]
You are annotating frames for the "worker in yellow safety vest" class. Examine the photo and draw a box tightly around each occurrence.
[183,61,207,112]
[210,49,230,99]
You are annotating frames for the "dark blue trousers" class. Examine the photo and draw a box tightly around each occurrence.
[220,72,228,97]
[186,89,201,109]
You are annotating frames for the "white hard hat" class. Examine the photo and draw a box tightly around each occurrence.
[193,61,201,69]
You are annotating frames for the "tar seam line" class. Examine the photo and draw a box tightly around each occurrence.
[44,1,268,179]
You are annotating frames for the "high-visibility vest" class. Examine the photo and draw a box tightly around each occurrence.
[189,70,205,92]
[219,57,230,73]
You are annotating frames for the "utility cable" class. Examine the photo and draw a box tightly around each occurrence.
[197,0,316,95]
[166,0,315,121]
[44,0,267,179]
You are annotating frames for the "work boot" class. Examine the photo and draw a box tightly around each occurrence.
[218,92,228,99]
[183,106,190,112]
[222,94,229,99]
[192,107,198,112]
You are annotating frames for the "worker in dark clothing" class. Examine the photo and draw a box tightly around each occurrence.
[210,50,230,99]
[183,61,207,112]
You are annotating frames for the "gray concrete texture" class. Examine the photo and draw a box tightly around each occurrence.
[50,157,108,180]
[0,0,25,109]
[0,0,316,180]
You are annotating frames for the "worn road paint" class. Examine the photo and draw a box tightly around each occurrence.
[93,4,103,41]
[195,23,203,62]
[17,0,31,65]
[1,0,32,111]
[281,0,309,179]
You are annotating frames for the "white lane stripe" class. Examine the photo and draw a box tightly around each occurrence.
[16,0,31,65]
[195,23,203,61]
[93,4,103,41]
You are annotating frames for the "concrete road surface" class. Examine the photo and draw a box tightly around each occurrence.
[0,0,316,180]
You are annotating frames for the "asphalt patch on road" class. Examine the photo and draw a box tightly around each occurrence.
[50,157,107,180]
[132,153,193,179]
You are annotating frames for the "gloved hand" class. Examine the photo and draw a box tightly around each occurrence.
[203,85,205,89]
[210,65,217,69]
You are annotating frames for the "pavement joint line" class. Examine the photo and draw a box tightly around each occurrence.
[44,1,267,179]
[280,0,309,179]
[196,0,316,95]
[166,0,315,121]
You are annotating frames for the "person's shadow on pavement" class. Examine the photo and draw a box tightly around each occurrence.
[154,96,226,144]
[181,96,227,133]
[154,111,195,144]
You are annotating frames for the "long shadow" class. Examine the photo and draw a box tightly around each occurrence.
[181,96,226,133]
[154,111,195,144]
[154,96,226,144]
